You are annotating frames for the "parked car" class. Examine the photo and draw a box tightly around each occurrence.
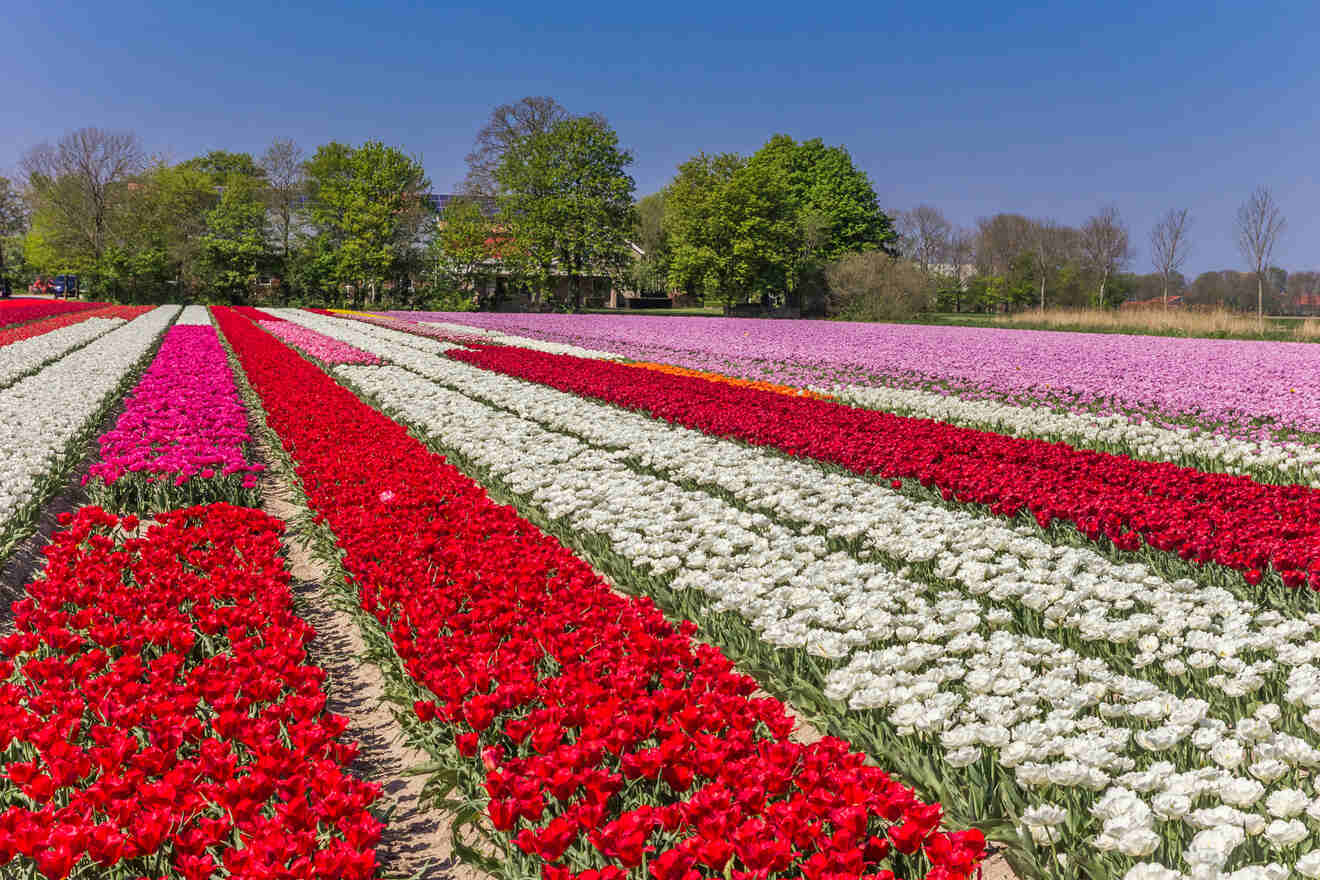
[53,274,79,299]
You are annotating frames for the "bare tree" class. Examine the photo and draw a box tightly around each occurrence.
[1028,218,1069,311]
[21,128,146,266]
[259,137,305,258]
[0,176,29,284]
[896,204,951,275]
[974,213,1034,275]
[1150,208,1191,308]
[1080,204,1131,307]
[463,97,606,196]
[1235,186,1286,321]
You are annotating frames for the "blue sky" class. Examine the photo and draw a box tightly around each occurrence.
[5,1,1317,276]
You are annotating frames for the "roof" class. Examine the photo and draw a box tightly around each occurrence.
[425,193,498,217]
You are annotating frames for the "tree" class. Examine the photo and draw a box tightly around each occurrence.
[665,152,799,307]
[21,128,146,281]
[428,196,494,304]
[825,251,931,320]
[631,191,671,296]
[178,150,265,186]
[897,205,951,275]
[464,97,605,196]
[746,135,897,295]
[303,141,431,306]
[1080,205,1131,308]
[260,138,305,259]
[0,176,29,287]
[1027,219,1069,310]
[1236,186,1285,321]
[198,171,269,299]
[495,116,636,310]
[974,214,1035,275]
[1150,208,1192,308]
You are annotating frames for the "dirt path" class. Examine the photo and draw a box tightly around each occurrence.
[261,470,484,880]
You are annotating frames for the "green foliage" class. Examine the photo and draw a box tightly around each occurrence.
[663,136,895,306]
[665,152,800,306]
[303,141,431,305]
[825,251,932,320]
[494,116,636,309]
[178,150,266,186]
[428,196,494,303]
[630,191,670,295]
[747,134,898,263]
[198,172,269,299]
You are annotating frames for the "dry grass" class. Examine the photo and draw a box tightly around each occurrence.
[995,307,1320,341]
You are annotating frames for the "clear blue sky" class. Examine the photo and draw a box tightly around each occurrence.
[5,1,1317,277]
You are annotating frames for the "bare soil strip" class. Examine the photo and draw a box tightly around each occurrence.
[260,458,484,880]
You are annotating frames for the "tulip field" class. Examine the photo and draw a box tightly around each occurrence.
[5,299,1320,880]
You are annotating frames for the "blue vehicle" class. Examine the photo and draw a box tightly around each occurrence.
[52,274,79,299]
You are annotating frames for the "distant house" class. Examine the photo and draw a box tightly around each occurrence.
[1287,292,1320,316]
[428,192,649,311]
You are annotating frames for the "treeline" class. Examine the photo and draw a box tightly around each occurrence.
[2,102,1305,317]
[892,188,1303,318]
[1,131,434,306]
[0,97,903,313]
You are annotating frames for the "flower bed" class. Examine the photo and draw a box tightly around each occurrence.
[447,344,1320,590]
[0,307,153,389]
[0,306,177,564]
[213,306,985,880]
[257,320,381,365]
[84,324,263,512]
[0,305,147,350]
[825,382,1320,488]
[0,298,101,329]
[336,349,1320,879]
[392,313,1320,438]
[0,503,381,879]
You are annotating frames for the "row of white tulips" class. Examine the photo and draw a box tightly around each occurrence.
[174,304,214,325]
[0,315,131,389]
[822,383,1320,488]
[327,347,1316,880]
[0,306,178,545]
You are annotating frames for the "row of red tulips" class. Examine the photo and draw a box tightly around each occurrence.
[448,344,1320,589]
[0,299,101,330]
[0,503,382,879]
[214,306,986,880]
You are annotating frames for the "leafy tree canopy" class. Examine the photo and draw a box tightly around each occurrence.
[495,116,635,309]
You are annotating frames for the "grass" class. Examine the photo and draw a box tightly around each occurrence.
[918,307,1320,342]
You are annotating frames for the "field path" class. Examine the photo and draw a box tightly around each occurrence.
[261,456,485,880]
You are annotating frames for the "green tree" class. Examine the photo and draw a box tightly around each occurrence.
[665,152,799,307]
[21,129,147,289]
[630,191,670,296]
[495,116,636,310]
[747,135,897,287]
[303,140,431,306]
[428,196,494,306]
[198,172,269,299]
[179,150,266,186]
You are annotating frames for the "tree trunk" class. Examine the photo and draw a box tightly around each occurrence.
[1162,276,1168,309]
[1258,274,1264,324]
[1039,276,1046,311]
[1098,270,1109,309]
